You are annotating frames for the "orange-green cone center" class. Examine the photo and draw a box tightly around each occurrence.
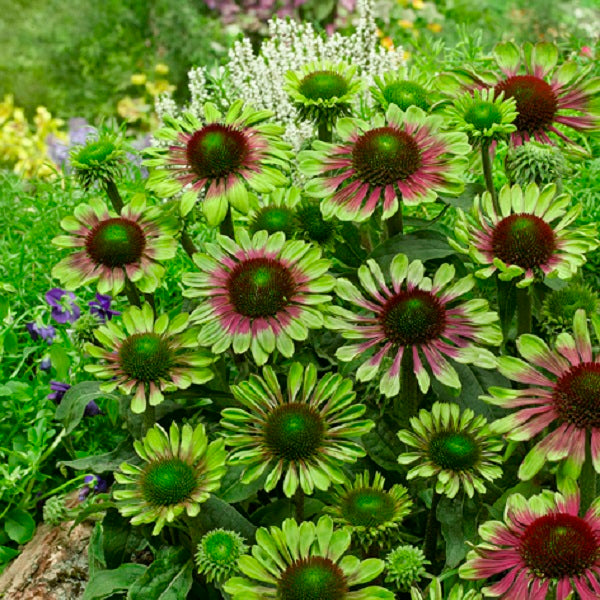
[494,75,557,134]
[519,513,599,579]
[227,257,296,318]
[491,213,556,270]
[382,81,428,111]
[380,290,446,345]
[554,363,600,428]
[119,332,173,382]
[464,101,503,130]
[278,557,348,600]
[296,201,336,244]
[341,488,396,527]
[76,140,116,164]
[250,207,297,237]
[86,217,146,267]
[352,127,422,186]
[298,71,349,101]
[186,123,249,179]
[428,432,480,470]
[264,403,325,461]
[141,458,197,506]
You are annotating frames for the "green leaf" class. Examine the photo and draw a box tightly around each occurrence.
[49,344,70,380]
[1,330,18,355]
[70,497,115,532]
[55,381,118,435]
[218,465,267,504]
[251,498,324,527]
[196,495,257,541]
[362,407,404,472]
[58,439,135,474]
[127,547,193,600]
[437,496,467,568]
[0,545,19,564]
[88,522,106,581]
[4,508,35,544]
[370,230,456,270]
[439,182,486,211]
[496,278,516,339]
[102,508,145,570]
[82,564,147,600]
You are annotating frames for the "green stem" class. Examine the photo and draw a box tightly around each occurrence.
[294,487,305,522]
[220,206,235,239]
[143,405,156,435]
[104,178,124,214]
[423,491,440,564]
[124,277,142,308]
[180,227,197,259]
[481,142,498,213]
[516,286,532,336]
[580,430,597,516]
[394,350,421,425]
[317,120,332,143]
[386,202,404,238]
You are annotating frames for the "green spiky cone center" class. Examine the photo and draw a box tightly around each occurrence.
[386,546,427,589]
[119,333,173,382]
[491,213,556,270]
[463,100,503,130]
[203,532,239,565]
[75,139,117,164]
[298,71,350,101]
[428,432,480,470]
[296,201,335,244]
[86,218,146,267]
[554,363,600,428]
[543,285,599,325]
[380,290,446,346]
[186,123,249,179]
[278,557,348,600]
[341,488,396,527]
[264,403,325,461]
[382,81,428,111]
[250,207,297,238]
[494,75,557,133]
[519,513,599,579]
[227,257,296,318]
[352,127,421,186]
[141,457,197,506]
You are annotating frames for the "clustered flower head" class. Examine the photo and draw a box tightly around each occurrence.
[385,544,430,592]
[221,362,373,497]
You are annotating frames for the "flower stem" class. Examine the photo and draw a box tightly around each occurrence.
[104,178,124,214]
[516,286,532,336]
[317,120,332,143]
[394,350,421,425]
[220,206,235,239]
[124,278,142,308]
[481,142,498,213]
[580,430,597,516]
[143,405,156,435]
[180,227,197,259]
[386,204,404,238]
[423,491,440,564]
[294,487,305,522]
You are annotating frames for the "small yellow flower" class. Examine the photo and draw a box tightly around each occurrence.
[376,27,384,38]
[381,37,395,50]
[145,80,176,96]
[398,19,414,29]
[403,50,412,61]
[427,23,443,33]
[412,0,425,8]
[154,63,169,75]
[130,73,147,86]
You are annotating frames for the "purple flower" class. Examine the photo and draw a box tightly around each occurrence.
[84,401,102,417]
[46,288,81,324]
[89,294,120,323]
[26,322,56,344]
[68,118,96,147]
[48,381,102,417]
[40,357,52,371]
[79,475,109,502]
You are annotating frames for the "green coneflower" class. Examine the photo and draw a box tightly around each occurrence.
[505,140,569,188]
[144,100,291,225]
[220,362,374,498]
[285,61,363,135]
[397,402,504,498]
[410,580,482,600]
[42,495,68,526]
[444,88,517,145]
[195,529,248,583]
[70,130,125,190]
[371,68,439,113]
[385,545,430,592]
[85,303,215,414]
[224,515,395,599]
[113,422,226,535]
[452,182,598,288]
[325,471,413,551]
[541,282,600,337]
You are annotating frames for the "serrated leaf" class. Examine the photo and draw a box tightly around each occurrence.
[58,439,135,474]
[102,508,145,569]
[196,495,256,541]
[218,464,268,504]
[4,508,35,544]
[127,547,192,600]
[437,496,466,568]
[82,564,147,600]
